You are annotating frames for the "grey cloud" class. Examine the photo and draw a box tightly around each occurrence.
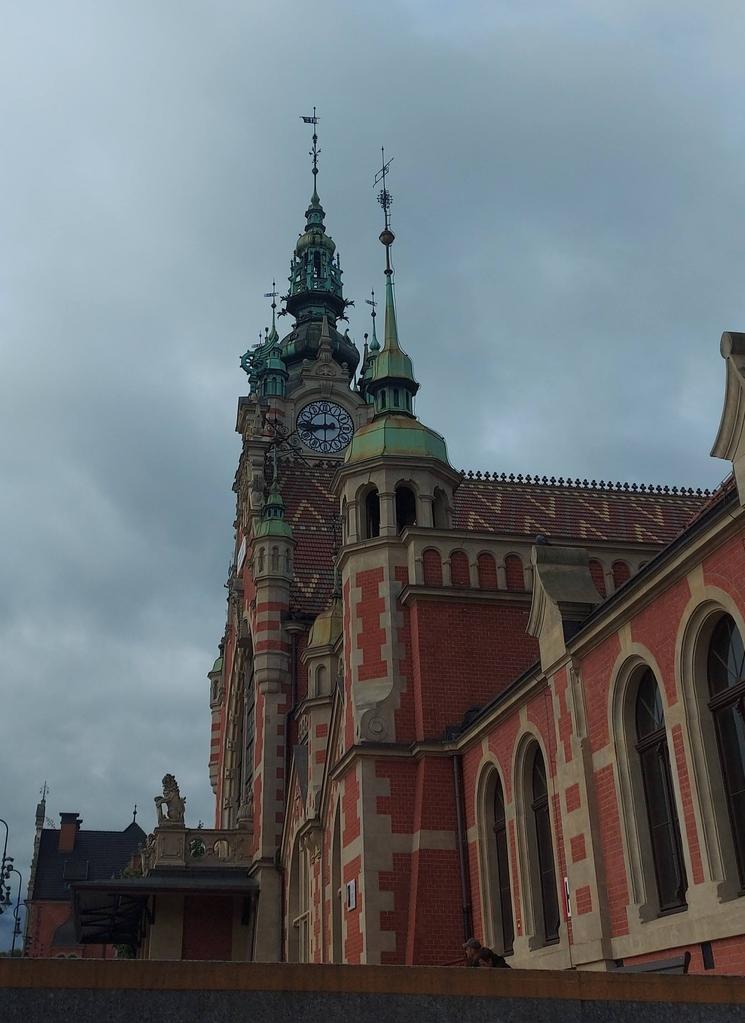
[1,0,742,946]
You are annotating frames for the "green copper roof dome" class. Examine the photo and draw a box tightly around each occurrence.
[344,414,449,466]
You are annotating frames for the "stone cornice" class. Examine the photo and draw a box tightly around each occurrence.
[399,584,532,607]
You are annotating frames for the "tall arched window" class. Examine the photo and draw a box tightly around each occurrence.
[707,615,745,889]
[395,484,417,532]
[530,746,560,944]
[635,670,688,912]
[362,487,380,539]
[493,775,514,955]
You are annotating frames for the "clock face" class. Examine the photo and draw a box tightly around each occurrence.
[297,400,354,454]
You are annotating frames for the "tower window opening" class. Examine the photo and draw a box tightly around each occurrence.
[313,252,321,278]
[393,388,400,407]
[380,391,387,410]
[363,488,380,539]
[395,485,417,533]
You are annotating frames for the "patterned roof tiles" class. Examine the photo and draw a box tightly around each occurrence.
[280,460,337,616]
[278,459,709,617]
[454,477,706,545]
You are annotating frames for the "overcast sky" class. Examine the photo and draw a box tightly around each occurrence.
[1,0,744,949]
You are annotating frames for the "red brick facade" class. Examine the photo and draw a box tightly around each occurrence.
[207,173,745,975]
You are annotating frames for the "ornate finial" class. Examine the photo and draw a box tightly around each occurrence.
[374,147,395,276]
[301,107,320,196]
[132,803,138,823]
[365,289,380,352]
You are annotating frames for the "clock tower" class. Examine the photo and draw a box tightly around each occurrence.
[216,121,372,960]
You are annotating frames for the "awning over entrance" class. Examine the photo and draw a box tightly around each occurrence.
[72,872,259,946]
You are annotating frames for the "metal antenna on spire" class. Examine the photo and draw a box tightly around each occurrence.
[264,280,279,334]
[374,147,395,275]
[264,280,279,311]
[39,781,49,801]
[365,288,377,323]
[301,107,320,185]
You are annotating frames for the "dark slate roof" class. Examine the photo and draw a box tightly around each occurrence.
[278,459,709,617]
[31,821,146,902]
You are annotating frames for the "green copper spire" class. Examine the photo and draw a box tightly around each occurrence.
[366,149,419,417]
[344,148,451,470]
[274,110,359,377]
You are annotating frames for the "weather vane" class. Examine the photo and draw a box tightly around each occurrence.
[374,147,395,275]
[264,281,279,310]
[301,107,320,183]
[264,280,280,331]
[365,288,378,341]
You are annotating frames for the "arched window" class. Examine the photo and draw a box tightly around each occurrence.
[477,552,498,591]
[589,559,606,597]
[450,550,470,587]
[707,615,745,888]
[505,554,525,592]
[422,548,443,586]
[493,775,514,955]
[530,747,560,944]
[395,485,417,533]
[315,664,328,697]
[612,560,631,590]
[362,487,380,539]
[635,670,688,912]
[432,488,449,529]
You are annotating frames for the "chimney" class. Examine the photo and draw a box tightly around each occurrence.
[58,813,81,853]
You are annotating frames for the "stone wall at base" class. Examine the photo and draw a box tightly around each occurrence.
[1,961,744,1023]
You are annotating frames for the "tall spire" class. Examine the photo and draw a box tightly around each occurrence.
[301,107,320,202]
[264,281,279,344]
[367,148,419,417]
[283,105,358,378]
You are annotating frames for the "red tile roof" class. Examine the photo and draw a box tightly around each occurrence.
[281,460,338,617]
[279,460,710,617]
[454,476,707,545]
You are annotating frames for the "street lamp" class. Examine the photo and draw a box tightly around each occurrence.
[8,868,23,956]
[0,818,9,879]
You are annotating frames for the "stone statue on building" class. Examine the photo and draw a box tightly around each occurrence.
[154,773,186,827]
